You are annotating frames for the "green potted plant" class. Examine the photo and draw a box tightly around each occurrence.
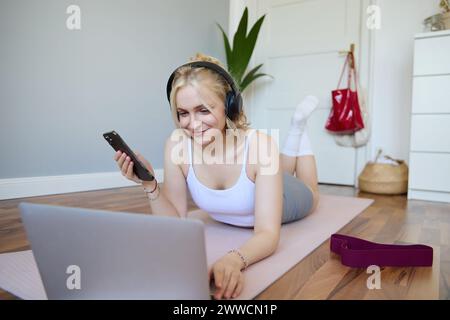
[441,0,450,29]
[216,7,272,93]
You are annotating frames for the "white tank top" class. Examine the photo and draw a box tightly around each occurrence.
[186,130,257,227]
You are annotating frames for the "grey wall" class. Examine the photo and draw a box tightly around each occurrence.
[0,0,229,178]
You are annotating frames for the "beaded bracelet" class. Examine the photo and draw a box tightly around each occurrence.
[228,249,248,270]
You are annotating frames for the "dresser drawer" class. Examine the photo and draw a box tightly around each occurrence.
[410,115,450,152]
[412,75,450,114]
[409,153,450,192]
[414,35,450,75]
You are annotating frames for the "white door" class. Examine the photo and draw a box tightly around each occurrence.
[243,0,363,185]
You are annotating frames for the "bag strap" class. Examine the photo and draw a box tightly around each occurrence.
[337,52,360,92]
[330,234,433,268]
[349,52,359,92]
[336,54,350,89]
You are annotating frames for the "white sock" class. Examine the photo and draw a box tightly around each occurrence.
[282,96,318,157]
[297,131,313,156]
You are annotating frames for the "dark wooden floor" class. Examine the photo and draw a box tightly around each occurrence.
[0,184,449,299]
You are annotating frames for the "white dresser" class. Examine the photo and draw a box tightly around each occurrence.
[408,30,450,203]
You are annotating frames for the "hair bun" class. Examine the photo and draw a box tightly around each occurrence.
[189,53,225,68]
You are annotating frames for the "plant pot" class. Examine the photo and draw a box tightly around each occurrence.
[443,11,450,30]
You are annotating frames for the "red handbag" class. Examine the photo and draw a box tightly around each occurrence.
[325,52,364,134]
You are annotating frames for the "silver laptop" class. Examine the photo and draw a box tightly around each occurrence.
[19,202,210,300]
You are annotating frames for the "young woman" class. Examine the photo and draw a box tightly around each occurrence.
[114,54,319,300]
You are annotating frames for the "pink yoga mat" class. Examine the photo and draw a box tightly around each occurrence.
[0,194,372,300]
[191,194,373,299]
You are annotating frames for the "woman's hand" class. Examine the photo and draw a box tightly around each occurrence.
[209,252,245,300]
[114,150,155,187]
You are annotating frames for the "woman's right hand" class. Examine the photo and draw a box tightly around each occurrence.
[114,150,155,186]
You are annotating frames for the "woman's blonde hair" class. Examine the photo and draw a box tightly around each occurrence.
[168,53,250,131]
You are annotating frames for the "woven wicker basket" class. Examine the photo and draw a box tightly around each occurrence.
[443,11,450,29]
[358,152,409,195]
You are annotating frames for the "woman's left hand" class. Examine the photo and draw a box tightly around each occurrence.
[209,253,245,300]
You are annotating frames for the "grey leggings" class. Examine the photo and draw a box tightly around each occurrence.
[281,172,314,224]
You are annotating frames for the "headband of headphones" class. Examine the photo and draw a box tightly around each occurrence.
[166,61,242,121]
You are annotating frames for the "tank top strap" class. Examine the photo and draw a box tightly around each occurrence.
[187,135,193,168]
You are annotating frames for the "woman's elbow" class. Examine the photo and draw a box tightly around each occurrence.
[267,231,281,254]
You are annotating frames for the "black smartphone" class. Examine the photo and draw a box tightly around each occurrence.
[103,130,155,182]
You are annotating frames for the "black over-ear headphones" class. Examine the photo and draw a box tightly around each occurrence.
[166,61,243,121]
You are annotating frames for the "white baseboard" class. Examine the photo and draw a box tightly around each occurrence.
[0,169,164,201]
[408,189,450,204]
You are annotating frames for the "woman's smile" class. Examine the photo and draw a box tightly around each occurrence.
[193,128,209,136]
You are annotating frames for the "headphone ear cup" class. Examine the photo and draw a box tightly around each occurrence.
[225,91,235,120]
[227,93,242,121]
[235,93,243,114]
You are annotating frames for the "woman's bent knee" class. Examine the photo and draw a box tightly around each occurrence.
[309,191,319,213]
